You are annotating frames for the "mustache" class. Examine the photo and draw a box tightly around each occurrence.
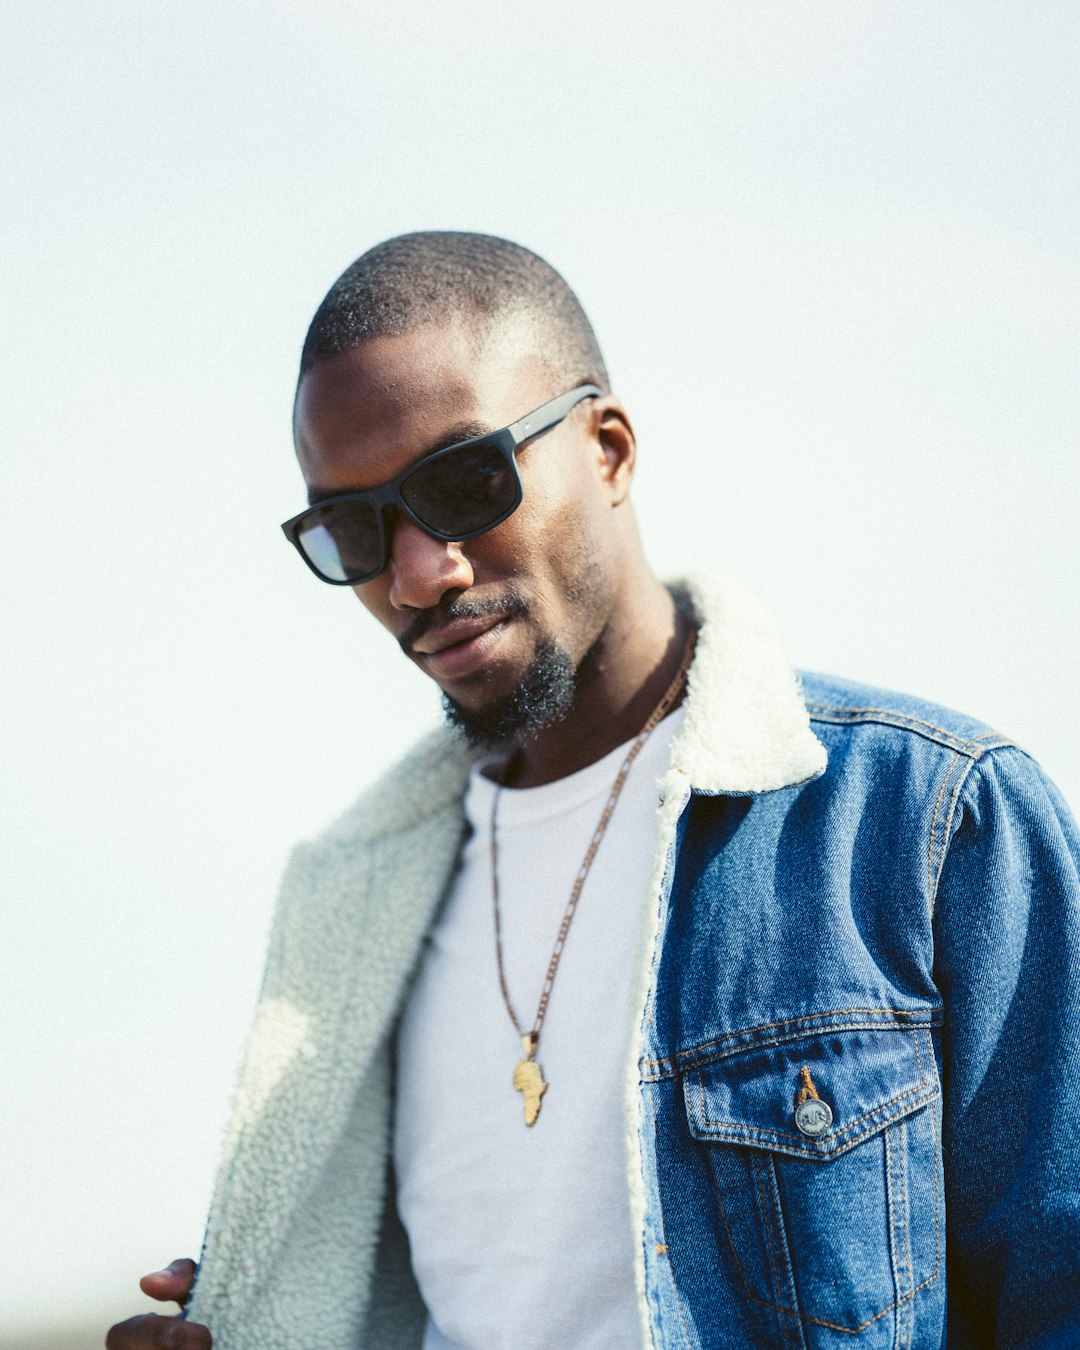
[398,587,529,656]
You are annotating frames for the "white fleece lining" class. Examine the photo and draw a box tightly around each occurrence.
[624,772,693,1349]
[186,574,826,1349]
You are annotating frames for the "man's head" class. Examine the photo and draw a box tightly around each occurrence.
[298,231,610,397]
[291,232,647,748]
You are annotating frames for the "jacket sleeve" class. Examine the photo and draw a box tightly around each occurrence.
[932,745,1080,1347]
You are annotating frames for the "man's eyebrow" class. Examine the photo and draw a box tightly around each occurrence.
[424,420,491,454]
[305,420,493,506]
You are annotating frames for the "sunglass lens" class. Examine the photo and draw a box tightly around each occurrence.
[296,500,382,583]
[401,443,519,537]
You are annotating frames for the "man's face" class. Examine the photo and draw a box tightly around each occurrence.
[293,322,627,740]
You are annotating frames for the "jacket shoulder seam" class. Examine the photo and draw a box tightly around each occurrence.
[926,749,983,912]
[806,702,1014,757]
[926,741,1035,917]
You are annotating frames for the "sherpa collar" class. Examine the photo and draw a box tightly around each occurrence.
[668,573,826,793]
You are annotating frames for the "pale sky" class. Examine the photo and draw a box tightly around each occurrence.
[3,1,1079,1339]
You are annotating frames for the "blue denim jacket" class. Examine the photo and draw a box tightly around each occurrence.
[637,668,1080,1348]
[186,576,1080,1350]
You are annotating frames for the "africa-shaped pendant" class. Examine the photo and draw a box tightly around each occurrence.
[513,1033,548,1125]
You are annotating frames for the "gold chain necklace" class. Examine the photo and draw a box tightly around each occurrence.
[491,625,697,1126]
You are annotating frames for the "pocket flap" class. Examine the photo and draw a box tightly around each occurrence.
[682,1024,938,1160]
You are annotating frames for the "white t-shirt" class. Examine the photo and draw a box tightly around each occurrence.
[393,709,684,1350]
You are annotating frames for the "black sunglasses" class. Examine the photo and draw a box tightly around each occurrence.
[282,383,602,585]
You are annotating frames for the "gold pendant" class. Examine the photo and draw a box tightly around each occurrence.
[513,1034,548,1126]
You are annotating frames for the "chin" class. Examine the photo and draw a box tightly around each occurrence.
[440,638,576,748]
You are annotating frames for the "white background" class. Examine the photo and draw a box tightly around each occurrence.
[3,2,1078,1342]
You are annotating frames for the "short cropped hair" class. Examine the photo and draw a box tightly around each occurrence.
[298,231,610,392]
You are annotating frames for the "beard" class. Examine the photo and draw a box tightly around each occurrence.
[440,637,577,749]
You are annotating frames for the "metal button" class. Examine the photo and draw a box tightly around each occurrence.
[795,1098,833,1137]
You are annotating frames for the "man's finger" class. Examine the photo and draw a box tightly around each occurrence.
[138,1259,197,1304]
[105,1312,211,1349]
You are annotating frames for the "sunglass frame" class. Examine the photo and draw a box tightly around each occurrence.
[281,383,602,585]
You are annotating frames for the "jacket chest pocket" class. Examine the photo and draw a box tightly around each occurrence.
[682,1023,942,1345]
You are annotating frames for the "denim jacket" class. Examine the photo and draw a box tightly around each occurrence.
[186,575,1080,1349]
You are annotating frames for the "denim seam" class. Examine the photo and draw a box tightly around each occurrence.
[925,741,988,905]
[925,750,968,904]
[710,1154,807,1335]
[797,1101,940,1336]
[885,1123,901,1338]
[689,1029,936,1155]
[898,1121,915,1350]
[886,1120,914,1347]
[752,1154,804,1349]
[729,1276,941,1337]
[719,1138,941,1337]
[641,1008,940,1079]
[685,1022,936,1075]
[706,1149,758,1295]
[796,1106,942,1336]
[805,704,1013,755]
[765,1155,808,1350]
[691,1082,935,1157]
[927,752,981,918]
[751,1153,786,1319]
[657,1023,936,1085]
[665,1253,695,1350]
[930,1103,941,1286]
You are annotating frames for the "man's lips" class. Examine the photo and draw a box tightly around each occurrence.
[410,615,504,656]
[408,615,513,680]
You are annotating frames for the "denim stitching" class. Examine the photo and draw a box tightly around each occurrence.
[752,1154,805,1349]
[925,749,967,901]
[899,1120,915,1350]
[890,1120,915,1348]
[641,1007,939,1078]
[665,1251,695,1350]
[765,1155,808,1350]
[691,1028,934,1149]
[707,1139,941,1335]
[924,739,990,905]
[705,1151,758,1296]
[772,1117,939,1339]
[884,1123,901,1339]
[679,1021,941,1077]
[930,1099,941,1283]
[751,1151,789,1320]
[802,1278,941,1335]
[805,703,993,739]
[692,1078,935,1157]
[716,1276,938,1337]
[805,704,1012,755]
[928,752,981,918]
[793,1060,943,1336]
[649,1022,941,1085]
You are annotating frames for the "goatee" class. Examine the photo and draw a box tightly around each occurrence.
[441,638,577,749]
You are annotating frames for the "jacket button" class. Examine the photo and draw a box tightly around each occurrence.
[795,1098,833,1136]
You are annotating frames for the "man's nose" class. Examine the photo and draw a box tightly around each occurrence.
[385,515,474,610]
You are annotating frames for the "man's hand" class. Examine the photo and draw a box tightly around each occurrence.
[105,1259,211,1348]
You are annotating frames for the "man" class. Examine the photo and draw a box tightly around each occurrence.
[108,232,1080,1349]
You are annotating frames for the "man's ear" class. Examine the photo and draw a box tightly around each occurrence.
[593,399,636,506]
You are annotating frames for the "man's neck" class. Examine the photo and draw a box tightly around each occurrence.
[504,578,691,789]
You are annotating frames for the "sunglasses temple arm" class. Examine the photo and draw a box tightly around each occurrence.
[507,384,603,445]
